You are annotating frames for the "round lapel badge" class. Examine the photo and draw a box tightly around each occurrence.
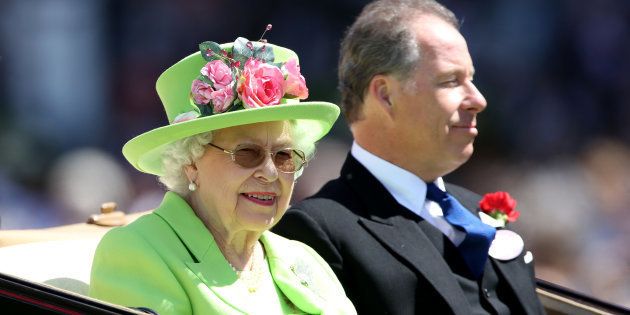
[488,229,524,261]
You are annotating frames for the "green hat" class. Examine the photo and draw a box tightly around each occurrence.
[122,37,340,176]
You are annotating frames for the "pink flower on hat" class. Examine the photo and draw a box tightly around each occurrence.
[191,79,214,105]
[238,58,285,108]
[172,111,200,124]
[282,58,308,99]
[210,83,236,113]
[201,60,234,90]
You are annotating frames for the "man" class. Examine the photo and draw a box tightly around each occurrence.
[273,0,545,314]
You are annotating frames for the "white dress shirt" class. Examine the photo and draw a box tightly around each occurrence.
[351,142,466,246]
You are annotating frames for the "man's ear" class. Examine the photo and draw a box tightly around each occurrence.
[368,74,394,117]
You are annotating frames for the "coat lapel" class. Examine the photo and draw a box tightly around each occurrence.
[492,256,541,315]
[262,232,355,315]
[261,233,326,314]
[342,156,471,315]
[358,217,472,315]
[153,192,248,314]
[446,184,542,314]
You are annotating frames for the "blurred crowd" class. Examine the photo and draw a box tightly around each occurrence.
[1,0,629,307]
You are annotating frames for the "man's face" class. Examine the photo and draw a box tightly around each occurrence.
[389,15,487,179]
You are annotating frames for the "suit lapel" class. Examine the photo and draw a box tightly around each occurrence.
[342,156,471,315]
[359,217,472,315]
[492,256,540,315]
[446,184,541,314]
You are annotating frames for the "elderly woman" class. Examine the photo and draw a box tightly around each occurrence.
[89,36,356,315]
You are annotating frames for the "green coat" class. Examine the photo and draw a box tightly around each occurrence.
[89,192,356,315]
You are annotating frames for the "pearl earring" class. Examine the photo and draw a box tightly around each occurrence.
[188,181,197,192]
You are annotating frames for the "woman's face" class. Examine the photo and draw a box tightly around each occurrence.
[187,121,297,235]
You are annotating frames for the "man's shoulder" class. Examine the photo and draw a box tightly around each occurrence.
[288,198,358,232]
[278,177,368,239]
[292,195,348,213]
[290,177,361,217]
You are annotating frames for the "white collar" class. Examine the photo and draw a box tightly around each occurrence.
[350,142,446,216]
[351,142,465,245]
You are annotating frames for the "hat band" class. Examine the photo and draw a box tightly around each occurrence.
[172,97,301,125]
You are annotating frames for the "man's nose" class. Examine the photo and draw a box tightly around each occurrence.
[462,82,487,113]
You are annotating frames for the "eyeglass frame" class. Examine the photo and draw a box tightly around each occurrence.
[206,142,308,174]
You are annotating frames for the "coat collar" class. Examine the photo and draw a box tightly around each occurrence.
[153,191,214,263]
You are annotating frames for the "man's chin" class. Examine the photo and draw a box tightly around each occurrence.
[450,144,475,168]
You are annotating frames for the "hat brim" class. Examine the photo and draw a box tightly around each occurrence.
[123,102,340,176]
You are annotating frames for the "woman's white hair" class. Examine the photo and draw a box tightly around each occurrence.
[158,121,316,197]
[159,132,213,196]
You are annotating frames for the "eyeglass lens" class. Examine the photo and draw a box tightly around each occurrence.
[232,144,303,173]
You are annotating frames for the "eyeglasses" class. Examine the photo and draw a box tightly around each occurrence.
[207,143,307,174]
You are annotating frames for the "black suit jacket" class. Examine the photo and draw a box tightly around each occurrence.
[274,154,545,315]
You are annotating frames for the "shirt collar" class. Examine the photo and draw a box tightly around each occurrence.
[351,142,445,215]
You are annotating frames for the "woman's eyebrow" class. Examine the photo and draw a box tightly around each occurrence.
[225,135,293,147]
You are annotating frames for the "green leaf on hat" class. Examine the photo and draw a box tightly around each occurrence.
[199,41,223,62]
[228,100,244,112]
[233,37,253,64]
[196,74,213,86]
[196,103,213,117]
[233,98,242,108]
[253,44,275,63]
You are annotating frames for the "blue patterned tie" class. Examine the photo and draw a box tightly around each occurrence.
[425,183,496,279]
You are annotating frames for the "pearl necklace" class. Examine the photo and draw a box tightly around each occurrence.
[227,244,265,293]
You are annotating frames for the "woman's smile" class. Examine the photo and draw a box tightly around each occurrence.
[241,192,277,206]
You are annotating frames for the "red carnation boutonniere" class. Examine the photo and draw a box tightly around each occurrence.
[479,191,520,227]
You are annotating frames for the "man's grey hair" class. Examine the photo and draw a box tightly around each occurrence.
[338,0,459,123]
